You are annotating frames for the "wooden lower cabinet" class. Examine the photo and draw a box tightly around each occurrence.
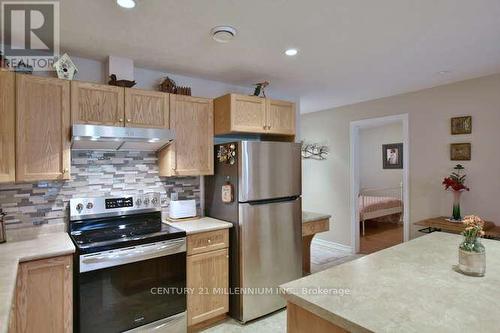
[186,231,229,329]
[10,255,73,333]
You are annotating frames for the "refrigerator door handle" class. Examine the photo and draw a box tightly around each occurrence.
[246,196,300,206]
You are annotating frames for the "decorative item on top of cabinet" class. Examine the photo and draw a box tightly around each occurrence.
[158,95,213,176]
[16,75,71,182]
[124,88,169,128]
[108,74,136,87]
[0,70,15,183]
[0,51,10,68]
[159,76,192,96]
[253,81,269,98]
[213,93,295,137]
[71,81,125,126]
[11,255,73,333]
[53,53,78,80]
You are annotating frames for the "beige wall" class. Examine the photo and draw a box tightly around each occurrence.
[301,74,500,247]
[359,123,403,190]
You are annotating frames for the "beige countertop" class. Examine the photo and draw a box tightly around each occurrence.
[302,211,331,223]
[0,232,75,333]
[280,232,500,333]
[165,216,233,234]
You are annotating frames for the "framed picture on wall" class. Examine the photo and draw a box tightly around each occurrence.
[382,143,403,169]
[450,143,471,160]
[451,116,472,135]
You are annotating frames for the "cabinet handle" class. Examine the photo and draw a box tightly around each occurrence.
[119,118,124,122]
[66,265,70,269]
[63,169,68,174]
[127,119,131,122]
[207,239,211,244]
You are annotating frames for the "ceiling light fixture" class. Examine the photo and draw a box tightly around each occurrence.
[438,70,451,75]
[211,26,237,43]
[117,0,136,9]
[285,48,298,56]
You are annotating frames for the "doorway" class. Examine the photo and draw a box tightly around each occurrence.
[350,114,410,254]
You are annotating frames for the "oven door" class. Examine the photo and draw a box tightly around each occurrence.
[77,238,186,333]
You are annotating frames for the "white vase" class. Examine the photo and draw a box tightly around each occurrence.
[458,248,486,277]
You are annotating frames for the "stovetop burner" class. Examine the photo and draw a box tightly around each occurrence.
[68,196,186,254]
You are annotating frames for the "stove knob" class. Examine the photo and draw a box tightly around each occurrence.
[86,202,94,210]
[143,198,150,206]
[136,198,142,206]
[76,203,84,212]
[151,197,158,206]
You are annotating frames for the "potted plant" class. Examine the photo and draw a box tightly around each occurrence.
[442,164,469,221]
[458,215,486,276]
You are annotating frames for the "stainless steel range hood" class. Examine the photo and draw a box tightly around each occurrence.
[72,124,175,151]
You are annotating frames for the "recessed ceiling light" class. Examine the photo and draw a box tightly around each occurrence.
[438,70,451,75]
[285,48,298,56]
[117,0,136,9]
[211,26,237,43]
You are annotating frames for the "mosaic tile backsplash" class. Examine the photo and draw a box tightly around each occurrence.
[0,151,200,230]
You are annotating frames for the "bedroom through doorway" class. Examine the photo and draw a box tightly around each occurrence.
[350,114,409,254]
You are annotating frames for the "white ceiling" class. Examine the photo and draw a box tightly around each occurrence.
[60,0,500,113]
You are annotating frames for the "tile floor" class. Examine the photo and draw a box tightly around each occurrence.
[202,242,362,332]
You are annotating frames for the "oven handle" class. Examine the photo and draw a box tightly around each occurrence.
[79,238,186,273]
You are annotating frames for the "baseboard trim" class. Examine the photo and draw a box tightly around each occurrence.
[312,238,353,254]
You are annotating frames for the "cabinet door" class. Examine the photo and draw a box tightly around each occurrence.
[187,249,229,326]
[16,75,71,182]
[71,81,124,126]
[14,255,72,333]
[124,88,169,128]
[159,95,213,176]
[266,99,296,135]
[0,71,15,183]
[231,94,267,133]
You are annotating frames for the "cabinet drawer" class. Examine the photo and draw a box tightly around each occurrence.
[187,229,229,255]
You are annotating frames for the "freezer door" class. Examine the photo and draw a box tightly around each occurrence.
[238,141,301,202]
[237,197,302,322]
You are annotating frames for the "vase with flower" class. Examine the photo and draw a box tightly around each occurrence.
[442,164,469,222]
[458,215,486,277]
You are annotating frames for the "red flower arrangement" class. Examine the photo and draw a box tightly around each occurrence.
[442,164,469,192]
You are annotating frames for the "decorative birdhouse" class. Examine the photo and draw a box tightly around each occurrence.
[53,53,78,80]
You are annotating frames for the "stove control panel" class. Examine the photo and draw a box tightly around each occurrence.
[70,193,162,220]
[105,197,133,209]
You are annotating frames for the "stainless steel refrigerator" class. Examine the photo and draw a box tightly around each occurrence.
[205,141,302,323]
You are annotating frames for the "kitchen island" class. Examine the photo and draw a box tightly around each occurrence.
[281,232,500,333]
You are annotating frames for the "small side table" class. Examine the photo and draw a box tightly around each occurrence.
[415,216,497,239]
[302,212,331,275]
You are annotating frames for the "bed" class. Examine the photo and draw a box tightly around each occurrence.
[359,185,403,236]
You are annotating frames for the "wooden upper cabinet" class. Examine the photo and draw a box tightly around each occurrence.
[213,93,295,136]
[159,95,213,177]
[187,248,229,326]
[12,255,73,333]
[16,75,71,182]
[266,99,295,135]
[124,88,169,128]
[0,71,15,183]
[71,81,124,126]
[214,94,267,134]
